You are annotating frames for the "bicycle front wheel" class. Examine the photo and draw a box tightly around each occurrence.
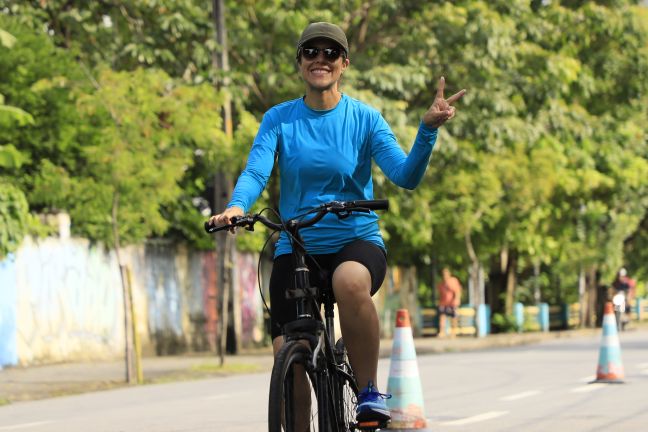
[269,340,330,432]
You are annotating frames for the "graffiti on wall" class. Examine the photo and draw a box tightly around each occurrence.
[1,233,293,366]
[138,243,222,355]
[201,251,218,351]
[237,253,264,345]
[143,242,185,355]
[13,238,124,365]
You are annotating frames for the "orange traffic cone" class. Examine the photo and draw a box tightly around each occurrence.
[591,302,624,384]
[385,309,430,431]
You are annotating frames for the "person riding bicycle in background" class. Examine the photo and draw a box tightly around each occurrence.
[613,267,636,320]
[209,21,465,425]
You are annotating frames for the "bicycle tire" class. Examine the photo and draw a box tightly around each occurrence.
[331,338,358,431]
[269,341,332,432]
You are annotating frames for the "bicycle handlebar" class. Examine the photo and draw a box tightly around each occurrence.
[204,199,389,234]
[347,199,389,211]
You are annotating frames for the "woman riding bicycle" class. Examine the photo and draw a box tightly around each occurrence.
[209,21,465,427]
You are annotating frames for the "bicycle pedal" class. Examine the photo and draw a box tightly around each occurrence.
[355,419,390,431]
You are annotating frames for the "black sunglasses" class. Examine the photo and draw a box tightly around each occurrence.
[300,46,343,61]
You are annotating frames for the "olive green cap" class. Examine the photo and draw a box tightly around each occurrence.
[297,22,349,54]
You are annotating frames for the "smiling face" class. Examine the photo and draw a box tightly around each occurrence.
[298,38,349,93]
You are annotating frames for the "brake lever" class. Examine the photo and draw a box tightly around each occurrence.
[333,206,371,219]
[352,207,371,213]
[230,215,252,230]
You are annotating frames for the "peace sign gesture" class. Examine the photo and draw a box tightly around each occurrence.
[422,77,466,129]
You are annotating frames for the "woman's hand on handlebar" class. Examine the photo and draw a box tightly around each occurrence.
[205,199,389,235]
[208,206,244,234]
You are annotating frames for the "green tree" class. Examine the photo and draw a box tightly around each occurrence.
[3,1,648,326]
[0,183,30,259]
[1,0,216,79]
[30,67,227,247]
[0,22,36,258]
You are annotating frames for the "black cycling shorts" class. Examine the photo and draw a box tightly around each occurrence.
[438,305,457,317]
[268,239,387,339]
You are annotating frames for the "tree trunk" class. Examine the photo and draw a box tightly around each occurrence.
[505,251,517,315]
[578,267,588,327]
[584,266,599,327]
[465,230,482,306]
[533,260,541,304]
[212,0,232,136]
[112,191,134,384]
[125,266,143,383]
[212,0,235,364]
[214,173,232,365]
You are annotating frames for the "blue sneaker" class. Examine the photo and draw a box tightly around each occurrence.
[356,381,392,422]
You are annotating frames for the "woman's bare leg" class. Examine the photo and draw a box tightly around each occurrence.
[331,261,379,389]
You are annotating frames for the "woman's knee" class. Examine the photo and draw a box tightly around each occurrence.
[332,261,371,300]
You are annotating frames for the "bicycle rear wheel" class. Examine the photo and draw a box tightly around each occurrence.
[331,338,358,431]
[269,340,331,432]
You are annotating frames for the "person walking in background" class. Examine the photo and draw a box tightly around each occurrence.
[437,268,462,338]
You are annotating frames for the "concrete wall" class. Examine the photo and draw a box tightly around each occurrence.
[0,254,18,366]
[0,236,264,367]
[0,234,418,367]
[1,237,124,366]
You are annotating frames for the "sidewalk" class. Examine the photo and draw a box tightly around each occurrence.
[0,326,607,405]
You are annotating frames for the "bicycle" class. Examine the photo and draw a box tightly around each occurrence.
[205,199,390,432]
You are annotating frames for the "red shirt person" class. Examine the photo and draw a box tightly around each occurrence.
[436,268,462,337]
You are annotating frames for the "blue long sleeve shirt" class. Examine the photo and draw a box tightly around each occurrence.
[228,94,438,257]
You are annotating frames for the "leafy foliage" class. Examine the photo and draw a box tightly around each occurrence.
[32,67,228,247]
[1,1,648,315]
[0,182,30,259]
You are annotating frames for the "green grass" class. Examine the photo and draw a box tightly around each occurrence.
[0,398,11,406]
[145,361,261,385]
[190,362,259,374]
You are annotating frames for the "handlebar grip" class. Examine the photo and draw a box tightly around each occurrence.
[350,200,389,211]
[204,221,230,233]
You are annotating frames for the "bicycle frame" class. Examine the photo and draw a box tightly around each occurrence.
[205,199,389,431]
[282,218,339,372]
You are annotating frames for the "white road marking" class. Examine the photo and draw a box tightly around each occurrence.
[440,411,509,426]
[499,390,541,401]
[571,383,605,393]
[0,422,54,431]
[638,362,648,375]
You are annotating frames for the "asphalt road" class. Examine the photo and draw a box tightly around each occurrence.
[0,328,646,431]
[423,328,648,431]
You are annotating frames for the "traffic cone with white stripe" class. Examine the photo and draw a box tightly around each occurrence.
[591,302,624,384]
[385,309,430,431]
